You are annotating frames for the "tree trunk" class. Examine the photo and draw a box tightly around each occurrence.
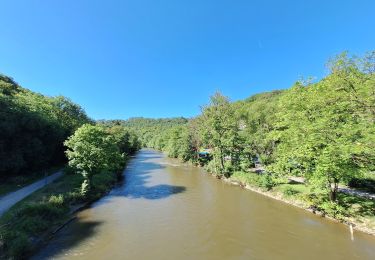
[219,147,225,175]
[329,181,338,201]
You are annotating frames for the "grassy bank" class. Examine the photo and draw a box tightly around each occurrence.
[0,168,118,259]
[229,171,375,235]
[0,166,62,197]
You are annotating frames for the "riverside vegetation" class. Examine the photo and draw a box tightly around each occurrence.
[0,77,140,258]
[0,51,374,258]
[105,52,375,232]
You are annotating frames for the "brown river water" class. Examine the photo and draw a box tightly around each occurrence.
[33,149,375,260]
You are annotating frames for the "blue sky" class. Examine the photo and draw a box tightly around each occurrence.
[0,0,374,119]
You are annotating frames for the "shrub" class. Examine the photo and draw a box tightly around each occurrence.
[231,171,277,190]
[318,201,347,220]
[17,216,49,233]
[16,202,67,222]
[282,186,300,196]
[66,191,85,204]
[256,174,276,190]
[3,232,30,259]
[302,192,326,206]
[204,160,217,174]
[48,194,65,207]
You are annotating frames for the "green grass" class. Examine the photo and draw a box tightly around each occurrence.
[338,193,375,217]
[274,183,310,196]
[0,170,117,259]
[0,166,62,197]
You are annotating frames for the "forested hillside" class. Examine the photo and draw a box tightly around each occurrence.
[0,75,92,180]
[0,76,141,258]
[98,117,188,148]
[129,52,375,206]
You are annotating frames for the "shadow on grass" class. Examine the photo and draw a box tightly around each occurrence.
[338,193,375,217]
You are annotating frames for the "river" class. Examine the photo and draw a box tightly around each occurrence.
[33,149,375,259]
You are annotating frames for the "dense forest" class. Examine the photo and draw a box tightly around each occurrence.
[0,75,92,180]
[0,76,141,258]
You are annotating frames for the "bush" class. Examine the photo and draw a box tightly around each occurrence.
[224,162,234,177]
[94,172,115,188]
[318,201,347,220]
[302,192,326,206]
[3,232,30,259]
[66,191,85,204]
[17,216,49,234]
[302,192,348,221]
[231,171,277,190]
[282,186,300,196]
[256,174,276,190]
[48,194,65,207]
[204,160,217,174]
[18,203,67,221]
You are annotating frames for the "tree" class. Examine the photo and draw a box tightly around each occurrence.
[269,52,375,201]
[0,74,91,180]
[200,92,242,177]
[64,124,123,195]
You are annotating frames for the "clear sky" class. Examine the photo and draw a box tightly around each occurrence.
[0,0,374,119]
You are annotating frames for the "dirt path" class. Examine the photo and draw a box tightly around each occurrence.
[0,171,63,216]
[338,187,375,200]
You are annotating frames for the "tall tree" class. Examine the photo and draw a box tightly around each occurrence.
[269,52,375,201]
[200,92,242,177]
[64,124,123,195]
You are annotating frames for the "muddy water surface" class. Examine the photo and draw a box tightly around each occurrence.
[33,149,375,259]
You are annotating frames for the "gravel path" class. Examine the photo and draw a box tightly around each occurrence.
[338,187,375,200]
[0,171,63,216]
[288,176,375,200]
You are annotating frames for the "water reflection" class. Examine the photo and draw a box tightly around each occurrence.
[32,220,103,260]
[113,155,186,200]
[32,149,375,260]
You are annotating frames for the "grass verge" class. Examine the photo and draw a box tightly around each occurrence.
[0,169,117,259]
[0,166,62,197]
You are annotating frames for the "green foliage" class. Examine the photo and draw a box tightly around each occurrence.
[231,171,276,190]
[234,90,284,166]
[48,194,65,207]
[64,124,124,195]
[3,232,30,259]
[318,201,347,220]
[0,167,120,259]
[0,74,91,181]
[282,186,300,196]
[97,117,188,148]
[204,160,217,174]
[106,125,141,156]
[256,174,277,190]
[200,92,242,177]
[268,52,375,201]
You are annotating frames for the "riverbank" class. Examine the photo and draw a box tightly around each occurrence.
[0,170,63,217]
[0,166,63,197]
[220,172,375,236]
[0,168,118,259]
[154,151,375,236]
